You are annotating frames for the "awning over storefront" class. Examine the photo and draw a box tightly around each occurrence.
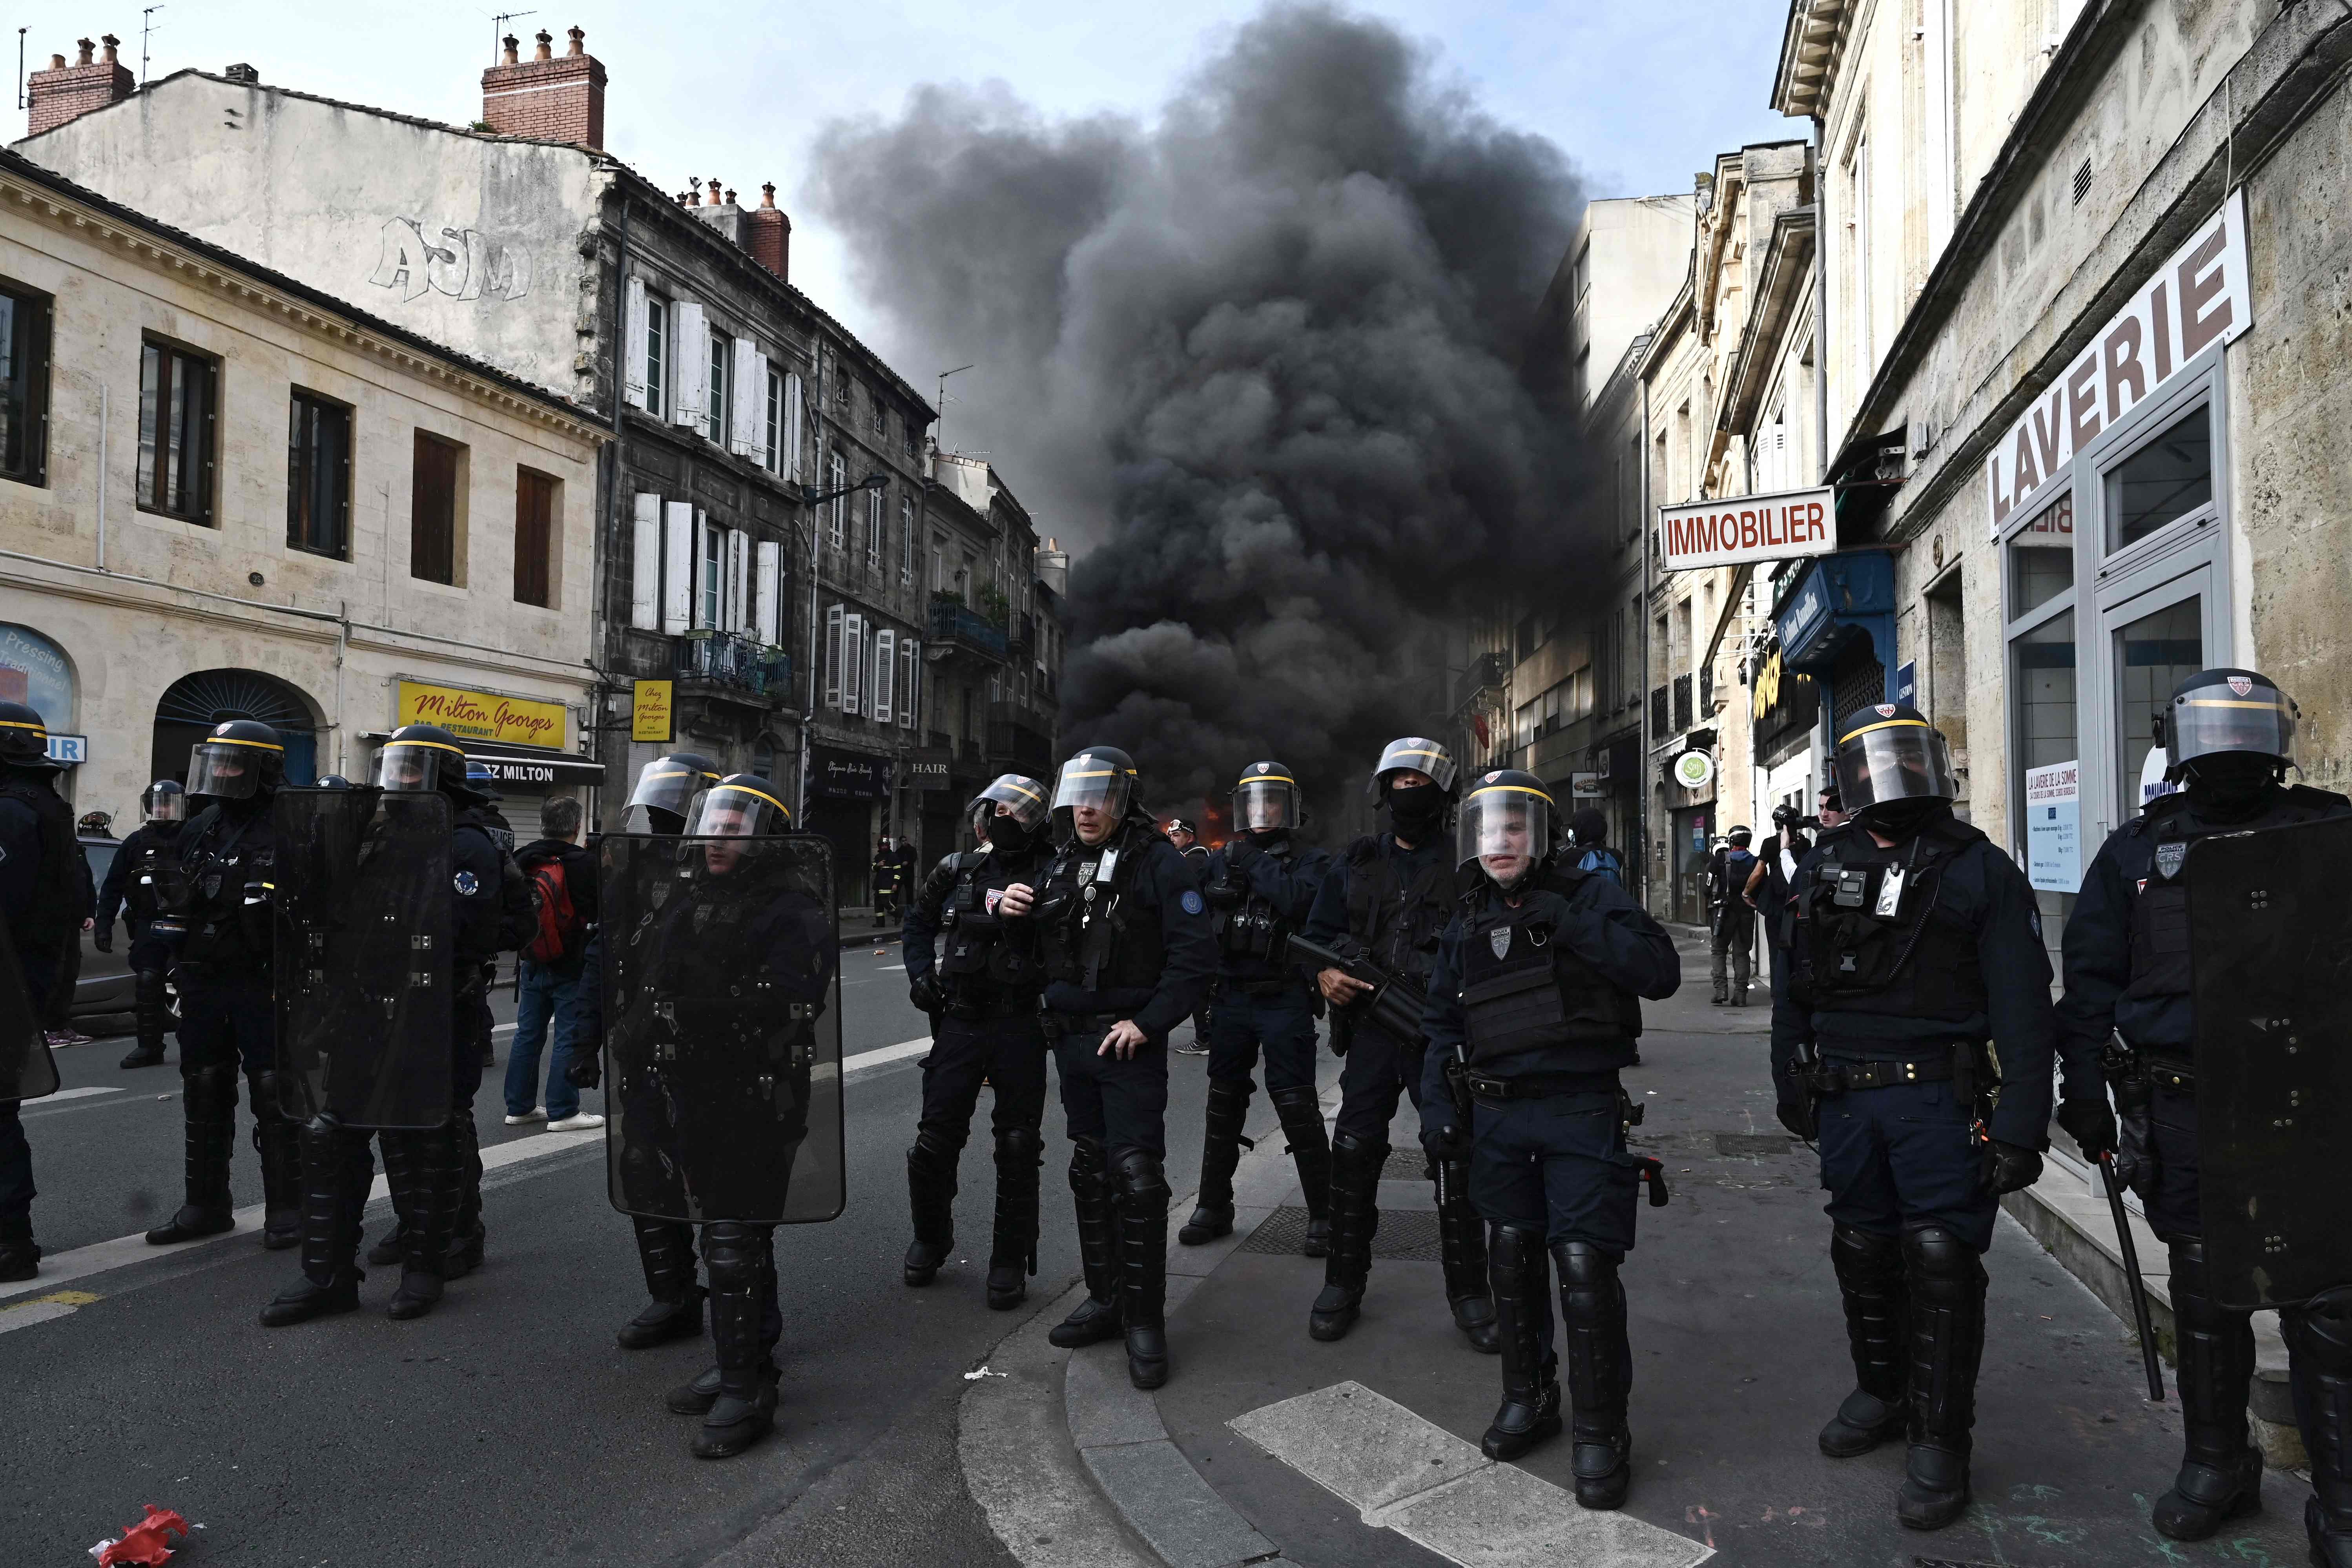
[356,732,604,788]
[1772,549,1896,682]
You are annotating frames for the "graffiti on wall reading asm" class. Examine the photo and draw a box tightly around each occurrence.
[367,219,532,303]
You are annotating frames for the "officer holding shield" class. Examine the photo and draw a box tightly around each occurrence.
[1416,769,1679,1509]
[0,700,81,1281]
[2058,668,2352,1560]
[97,780,189,1070]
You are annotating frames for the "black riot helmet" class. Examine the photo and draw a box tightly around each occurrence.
[2164,667,2297,779]
[373,723,467,795]
[1231,760,1302,839]
[464,760,505,802]
[1458,768,1555,893]
[686,773,793,838]
[1832,704,1958,836]
[626,752,723,835]
[142,779,189,823]
[1373,735,1456,841]
[970,773,1050,851]
[0,700,59,772]
[1052,746,1139,841]
[316,774,354,790]
[186,718,286,801]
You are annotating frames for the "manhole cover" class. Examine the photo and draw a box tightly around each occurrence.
[1240,1205,1442,1261]
[1714,1133,1800,1157]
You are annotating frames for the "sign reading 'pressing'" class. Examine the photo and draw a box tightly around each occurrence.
[1657,485,1836,572]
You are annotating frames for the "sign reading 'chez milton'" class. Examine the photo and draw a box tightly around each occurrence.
[396,679,567,749]
[1986,191,2251,534]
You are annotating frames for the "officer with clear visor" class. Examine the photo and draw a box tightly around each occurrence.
[1231,772,1300,834]
[372,732,467,795]
[184,732,271,800]
[971,775,1050,842]
[1834,717,1964,821]
[626,754,725,835]
[1052,756,1133,822]
[1459,781,1550,891]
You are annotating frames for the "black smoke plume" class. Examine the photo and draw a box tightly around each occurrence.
[806,4,1592,827]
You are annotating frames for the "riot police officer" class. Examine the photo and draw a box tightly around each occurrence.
[98,781,189,1069]
[1021,746,1215,1390]
[2057,668,2352,1561]
[146,720,302,1250]
[1708,826,1756,1005]
[901,775,1056,1310]
[589,753,725,1349]
[1416,770,1679,1509]
[0,700,83,1281]
[1776,703,2101,1530]
[1300,737,1496,1352]
[1177,762,1334,1255]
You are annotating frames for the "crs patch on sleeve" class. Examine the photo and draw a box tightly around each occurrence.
[1180,889,1205,916]
[454,870,480,897]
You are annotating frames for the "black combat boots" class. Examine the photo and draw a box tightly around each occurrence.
[1178,1078,1250,1245]
[1482,1224,1562,1461]
[1820,1224,1909,1457]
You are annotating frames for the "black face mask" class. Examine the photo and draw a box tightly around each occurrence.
[1854,796,1945,839]
[1386,787,1444,840]
[985,816,1039,855]
[2183,753,2280,818]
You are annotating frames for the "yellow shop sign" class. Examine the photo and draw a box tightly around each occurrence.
[631,680,674,744]
[396,680,567,749]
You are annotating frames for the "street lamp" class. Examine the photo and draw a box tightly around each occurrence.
[797,471,890,820]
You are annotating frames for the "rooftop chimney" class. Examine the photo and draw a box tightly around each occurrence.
[223,62,260,84]
[26,34,135,137]
[480,21,605,148]
[748,183,791,284]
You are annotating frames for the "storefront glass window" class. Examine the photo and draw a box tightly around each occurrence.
[2113,596,2205,814]
[2104,405,2212,552]
[2007,493,2073,615]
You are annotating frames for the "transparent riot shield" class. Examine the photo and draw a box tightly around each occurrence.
[0,915,60,1102]
[272,788,454,1129]
[600,833,844,1225]
[2186,813,2352,1309]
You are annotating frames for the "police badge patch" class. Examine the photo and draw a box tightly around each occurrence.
[2155,841,2187,879]
[2228,675,2254,697]
[1489,926,1512,960]
[453,870,480,896]
[1180,889,1204,916]
[1875,704,1897,717]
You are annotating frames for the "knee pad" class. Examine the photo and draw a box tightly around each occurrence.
[185,1060,238,1108]
[910,1127,961,1164]
[1490,1223,1544,1272]
[1550,1240,1621,1292]
[702,1221,761,1277]
[2290,1285,2352,1375]
[1068,1135,1108,1183]
[1902,1225,1985,1297]
[1330,1129,1382,1158]
[1112,1147,1168,1203]
[1830,1223,1903,1283]
[251,1068,286,1117]
[994,1124,1042,1168]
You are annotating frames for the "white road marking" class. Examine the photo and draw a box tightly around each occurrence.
[0,1294,92,1334]
[1230,1381,1711,1568]
[842,1035,930,1076]
[27,1086,121,1104]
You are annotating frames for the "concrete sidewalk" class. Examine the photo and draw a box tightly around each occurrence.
[972,934,2316,1568]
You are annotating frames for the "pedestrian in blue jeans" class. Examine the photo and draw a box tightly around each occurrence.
[504,797,603,1131]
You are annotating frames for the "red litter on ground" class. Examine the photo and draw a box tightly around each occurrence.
[89,1505,192,1566]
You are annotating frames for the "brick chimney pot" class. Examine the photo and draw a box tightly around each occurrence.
[748,186,791,283]
[534,29,552,60]
[480,23,606,148]
[27,35,137,135]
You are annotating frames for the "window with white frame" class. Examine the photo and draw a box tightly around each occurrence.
[873,628,895,723]
[698,517,724,629]
[824,604,843,707]
[842,611,865,715]
[900,498,915,583]
[866,486,884,570]
[899,639,918,728]
[644,293,669,417]
[828,451,846,547]
[706,330,729,446]
[764,363,784,474]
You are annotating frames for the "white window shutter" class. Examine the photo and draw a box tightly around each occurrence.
[842,613,864,715]
[754,540,781,645]
[624,277,649,409]
[825,604,843,708]
[785,373,806,483]
[662,501,694,634]
[873,629,895,723]
[630,493,661,629]
[672,302,709,427]
[727,528,751,633]
[729,338,761,456]
[902,640,919,729]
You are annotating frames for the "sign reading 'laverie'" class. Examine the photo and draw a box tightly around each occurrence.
[1657,485,1835,573]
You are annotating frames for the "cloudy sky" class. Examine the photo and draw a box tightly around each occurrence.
[8,0,1795,435]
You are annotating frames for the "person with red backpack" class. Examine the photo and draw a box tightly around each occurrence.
[503,795,602,1132]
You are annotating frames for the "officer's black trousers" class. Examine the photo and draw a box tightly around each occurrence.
[1814,1075,1997,1253]
[0,1103,30,1230]
[1052,1030,1167,1161]
[910,1013,1049,1267]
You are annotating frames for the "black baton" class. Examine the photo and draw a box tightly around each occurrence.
[2097,1150,2166,1402]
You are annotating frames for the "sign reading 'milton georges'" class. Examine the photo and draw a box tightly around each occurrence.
[1657,485,1835,573]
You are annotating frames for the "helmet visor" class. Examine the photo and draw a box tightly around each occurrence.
[1231,777,1300,833]
[144,785,188,823]
[1374,737,1457,794]
[627,757,717,819]
[1053,757,1133,820]
[1458,784,1552,886]
[1833,721,1959,812]
[686,782,792,838]
[187,741,266,800]
[976,775,1050,831]
[372,740,458,795]
[2169,686,2297,769]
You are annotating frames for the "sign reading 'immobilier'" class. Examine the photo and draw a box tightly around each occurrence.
[1657,485,1835,573]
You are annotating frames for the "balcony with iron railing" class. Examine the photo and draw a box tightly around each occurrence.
[986,699,1056,775]
[675,631,791,704]
[1672,673,1693,733]
[1452,650,1507,714]
[1650,684,1669,738]
[928,595,1009,663]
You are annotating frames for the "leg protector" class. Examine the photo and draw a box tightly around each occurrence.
[2285,1285,2352,1567]
[0,1214,37,1283]
[249,1071,303,1251]
[1820,1223,1909,1457]
[1896,1225,1985,1531]
[446,1114,485,1278]
[147,1061,239,1243]
[1116,1147,1171,1390]
[1179,1077,1251,1245]
[259,1121,368,1327]
[1049,1137,1124,1348]
[1439,1159,1499,1353]
[1270,1083,1333,1256]
[121,969,170,1067]
[381,1121,457,1320]
[988,1124,1043,1310]
[1482,1224,1563,1462]
[1309,1132,1384,1342]
[903,1128,962,1286]
[2154,1239,2263,1541]
[695,1221,779,1459]
[618,1218,705,1349]
[1554,1242,1632,1509]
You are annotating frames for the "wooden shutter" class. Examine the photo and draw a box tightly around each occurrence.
[631,493,661,629]
[624,277,648,408]
[842,613,864,715]
[785,372,805,482]
[672,302,709,427]
[901,640,919,729]
[873,629,895,723]
[727,527,751,633]
[825,604,844,707]
[754,539,781,645]
[729,339,762,456]
[662,501,693,634]
[513,468,555,607]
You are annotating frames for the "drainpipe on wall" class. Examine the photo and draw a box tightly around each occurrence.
[1812,115,1830,484]
[1638,376,1653,913]
[597,185,629,829]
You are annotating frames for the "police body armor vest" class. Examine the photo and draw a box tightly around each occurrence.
[174,803,274,969]
[1342,835,1452,990]
[1801,816,1987,1026]
[0,773,80,938]
[1042,825,1166,995]
[1456,866,1642,1072]
[123,825,182,924]
[1209,841,1292,965]
[935,849,1046,1008]
[2120,786,2349,1011]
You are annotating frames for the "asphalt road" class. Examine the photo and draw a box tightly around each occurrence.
[0,943,1220,1568]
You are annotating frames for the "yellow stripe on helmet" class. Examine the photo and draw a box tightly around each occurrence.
[712,783,791,818]
[1836,717,1932,744]
[0,718,46,732]
[383,738,463,757]
[1236,774,1298,788]
[1464,782,1555,807]
[2182,698,2291,711]
[203,735,288,753]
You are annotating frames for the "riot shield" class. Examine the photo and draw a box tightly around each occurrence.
[272,788,454,1129]
[601,833,844,1226]
[2186,813,2352,1309]
[0,914,60,1102]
